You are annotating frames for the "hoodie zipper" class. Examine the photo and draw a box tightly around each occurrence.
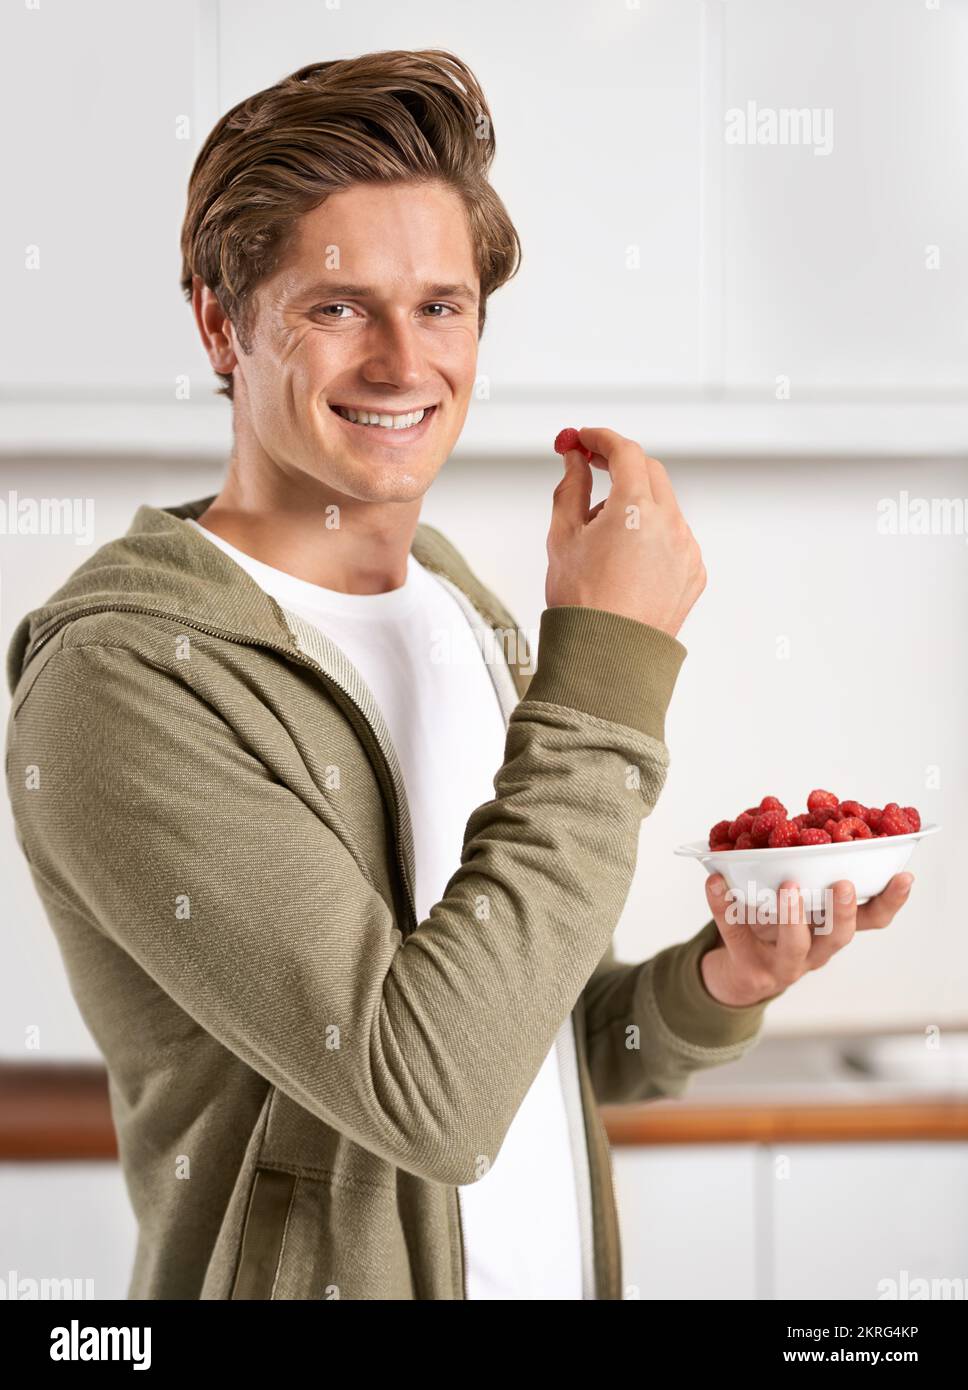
[23,598,470,1299]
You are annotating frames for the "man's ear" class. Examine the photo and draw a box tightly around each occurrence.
[192,275,237,377]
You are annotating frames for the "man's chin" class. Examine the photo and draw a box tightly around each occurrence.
[317,462,442,507]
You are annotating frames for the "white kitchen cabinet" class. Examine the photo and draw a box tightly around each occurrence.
[0,0,211,394]
[720,0,968,393]
[614,1141,968,1300]
[770,1143,968,1300]
[3,0,965,455]
[612,1144,760,1299]
[0,1162,137,1300]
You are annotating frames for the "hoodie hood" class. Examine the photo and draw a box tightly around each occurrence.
[6,494,531,700]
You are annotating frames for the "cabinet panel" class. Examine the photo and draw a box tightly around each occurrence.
[721,0,968,391]
[0,0,210,390]
[612,1144,759,1299]
[770,1143,968,1300]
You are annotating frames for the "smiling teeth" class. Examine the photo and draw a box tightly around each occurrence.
[335,406,427,429]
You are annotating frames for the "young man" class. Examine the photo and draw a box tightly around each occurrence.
[5,49,913,1301]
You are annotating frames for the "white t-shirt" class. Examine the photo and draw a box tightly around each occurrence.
[186,519,585,1299]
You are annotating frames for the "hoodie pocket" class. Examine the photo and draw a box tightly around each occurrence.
[230,1167,299,1300]
[230,1164,415,1300]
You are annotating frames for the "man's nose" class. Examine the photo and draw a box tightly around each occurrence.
[360,316,428,386]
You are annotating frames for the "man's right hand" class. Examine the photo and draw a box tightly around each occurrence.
[545,425,706,639]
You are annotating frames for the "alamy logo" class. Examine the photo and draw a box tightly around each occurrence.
[725,100,834,156]
[0,1269,94,1299]
[49,1319,151,1370]
[0,490,94,545]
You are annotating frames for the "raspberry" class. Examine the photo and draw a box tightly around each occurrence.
[798,827,832,845]
[831,816,872,842]
[741,806,761,819]
[902,806,921,832]
[734,832,754,849]
[865,807,883,832]
[750,810,784,846]
[807,789,839,812]
[767,818,799,848]
[710,842,733,852]
[807,806,842,829]
[709,819,732,848]
[839,800,868,820]
[553,427,593,462]
[759,796,788,816]
[728,812,755,841]
[793,813,810,828]
[880,804,914,836]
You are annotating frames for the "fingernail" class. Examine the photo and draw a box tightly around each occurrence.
[835,883,854,905]
[710,877,725,897]
[899,874,913,893]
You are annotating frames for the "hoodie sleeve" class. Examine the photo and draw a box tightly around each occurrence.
[5,606,684,1187]
[580,927,774,1106]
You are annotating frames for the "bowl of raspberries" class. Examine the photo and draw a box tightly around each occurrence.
[675,791,939,909]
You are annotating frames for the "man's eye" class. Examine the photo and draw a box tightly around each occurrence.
[424,303,455,316]
[315,304,354,318]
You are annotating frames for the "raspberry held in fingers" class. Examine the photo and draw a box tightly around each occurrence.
[553,427,593,462]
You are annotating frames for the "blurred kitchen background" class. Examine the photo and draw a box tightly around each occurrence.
[1,0,966,1300]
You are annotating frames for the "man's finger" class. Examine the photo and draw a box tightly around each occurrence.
[576,427,656,504]
[855,873,914,931]
[704,873,765,969]
[806,879,857,967]
[774,880,812,981]
[548,451,593,543]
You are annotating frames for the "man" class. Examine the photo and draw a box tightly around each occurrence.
[5,49,913,1300]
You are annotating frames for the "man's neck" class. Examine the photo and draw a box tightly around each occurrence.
[194,473,421,596]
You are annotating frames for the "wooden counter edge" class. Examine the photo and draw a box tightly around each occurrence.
[2,1062,968,1160]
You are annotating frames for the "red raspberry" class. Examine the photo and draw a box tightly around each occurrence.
[839,800,868,820]
[750,810,784,846]
[807,806,842,829]
[553,427,593,461]
[865,807,883,832]
[709,820,733,848]
[807,789,839,812]
[759,796,788,816]
[880,804,914,836]
[793,813,810,828]
[902,806,921,832]
[831,816,872,842]
[728,812,755,841]
[741,806,761,819]
[767,818,799,848]
[710,843,734,853]
[798,827,832,845]
[734,832,754,850]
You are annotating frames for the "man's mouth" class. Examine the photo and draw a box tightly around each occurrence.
[329,403,437,432]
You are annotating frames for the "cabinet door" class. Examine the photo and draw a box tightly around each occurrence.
[612,1144,759,1300]
[720,0,968,392]
[1,0,210,390]
[770,1143,968,1300]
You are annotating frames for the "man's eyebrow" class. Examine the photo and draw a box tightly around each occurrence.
[296,281,478,303]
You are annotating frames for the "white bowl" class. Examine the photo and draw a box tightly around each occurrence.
[674,822,940,915]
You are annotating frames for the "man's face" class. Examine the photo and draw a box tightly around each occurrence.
[227,180,480,503]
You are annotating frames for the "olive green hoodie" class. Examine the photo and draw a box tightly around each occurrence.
[5,494,768,1300]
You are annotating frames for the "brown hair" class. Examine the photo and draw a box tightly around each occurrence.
[179,49,521,401]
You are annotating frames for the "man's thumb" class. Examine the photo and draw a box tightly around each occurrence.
[550,450,593,533]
